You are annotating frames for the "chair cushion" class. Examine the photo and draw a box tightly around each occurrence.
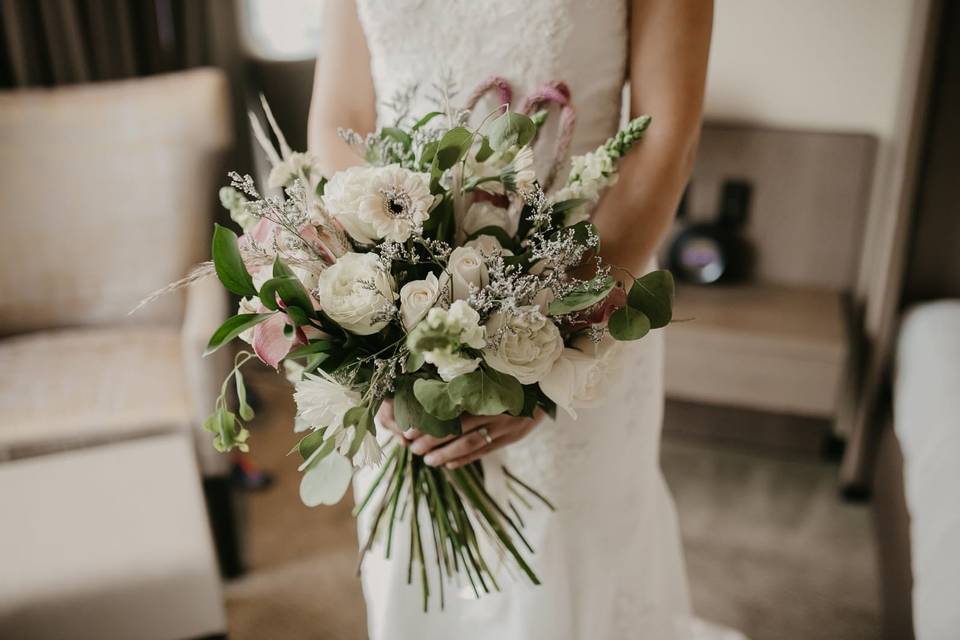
[0,433,226,639]
[0,326,192,457]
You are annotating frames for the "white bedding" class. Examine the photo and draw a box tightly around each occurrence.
[894,300,960,640]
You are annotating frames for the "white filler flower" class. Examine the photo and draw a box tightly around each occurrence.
[324,164,433,243]
[483,307,564,385]
[293,371,361,432]
[539,334,625,419]
[315,252,395,335]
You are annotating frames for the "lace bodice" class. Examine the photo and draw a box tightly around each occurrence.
[356,0,628,165]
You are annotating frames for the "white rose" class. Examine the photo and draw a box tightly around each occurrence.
[483,307,564,384]
[447,246,488,301]
[465,234,513,257]
[398,272,449,331]
[323,166,380,244]
[461,201,515,237]
[293,371,362,432]
[315,252,395,335]
[539,334,625,419]
[423,349,481,382]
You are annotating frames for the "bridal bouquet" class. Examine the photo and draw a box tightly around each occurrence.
[167,81,673,609]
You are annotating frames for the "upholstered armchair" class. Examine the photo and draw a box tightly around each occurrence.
[0,69,236,638]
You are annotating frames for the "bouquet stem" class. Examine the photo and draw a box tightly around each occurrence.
[354,441,552,610]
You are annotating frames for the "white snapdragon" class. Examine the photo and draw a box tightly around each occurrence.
[315,252,395,335]
[539,334,625,419]
[412,301,486,382]
[483,307,564,384]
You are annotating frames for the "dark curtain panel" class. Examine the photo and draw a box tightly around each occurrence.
[0,0,212,88]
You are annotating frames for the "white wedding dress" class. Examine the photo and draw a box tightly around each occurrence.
[353,1,741,638]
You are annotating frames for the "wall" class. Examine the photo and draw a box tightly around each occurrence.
[704,0,917,136]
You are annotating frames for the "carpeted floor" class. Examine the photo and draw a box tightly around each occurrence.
[224,371,880,640]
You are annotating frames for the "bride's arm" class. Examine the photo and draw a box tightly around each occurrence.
[592,0,713,274]
[307,0,377,172]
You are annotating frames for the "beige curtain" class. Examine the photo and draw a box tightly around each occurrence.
[0,0,211,88]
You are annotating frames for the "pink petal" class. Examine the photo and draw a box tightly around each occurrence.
[253,313,294,369]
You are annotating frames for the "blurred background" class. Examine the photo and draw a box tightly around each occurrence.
[1,1,958,639]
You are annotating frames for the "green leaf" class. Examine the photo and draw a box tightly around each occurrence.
[272,256,296,278]
[547,276,616,315]
[297,428,328,460]
[299,452,352,506]
[412,111,443,131]
[488,112,536,152]
[343,405,375,436]
[550,198,590,217]
[530,109,549,130]
[235,369,255,421]
[413,378,463,421]
[520,384,539,418]
[608,306,651,341]
[394,378,462,437]
[475,136,494,162]
[212,223,257,296]
[447,368,524,416]
[259,276,315,318]
[204,313,275,356]
[565,220,600,249]
[381,126,412,149]
[435,126,474,170]
[287,340,336,359]
[315,176,327,197]
[405,350,425,373]
[419,140,438,166]
[626,270,674,329]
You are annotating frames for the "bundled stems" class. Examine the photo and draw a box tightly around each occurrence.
[354,441,552,610]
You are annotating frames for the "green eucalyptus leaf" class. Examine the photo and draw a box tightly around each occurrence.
[299,452,352,506]
[488,112,536,151]
[413,378,463,421]
[475,136,495,162]
[298,428,328,460]
[447,368,524,416]
[204,313,275,356]
[547,276,616,315]
[394,377,462,437]
[608,306,651,341]
[405,350,425,373]
[626,270,675,329]
[212,223,257,296]
[420,140,438,166]
[436,126,474,170]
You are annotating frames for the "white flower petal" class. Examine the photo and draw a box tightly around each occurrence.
[299,453,353,506]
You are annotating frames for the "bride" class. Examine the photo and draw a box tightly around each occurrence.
[308,1,724,638]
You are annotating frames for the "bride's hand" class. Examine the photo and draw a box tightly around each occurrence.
[377,401,546,470]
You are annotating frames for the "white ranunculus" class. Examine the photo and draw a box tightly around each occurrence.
[323,166,380,244]
[315,252,395,335]
[539,334,625,419]
[465,234,513,257]
[398,272,449,331]
[483,307,564,384]
[461,201,515,237]
[447,246,488,301]
[293,371,362,432]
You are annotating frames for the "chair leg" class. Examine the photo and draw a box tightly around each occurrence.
[203,476,245,579]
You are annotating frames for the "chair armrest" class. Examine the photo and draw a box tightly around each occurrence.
[181,275,232,476]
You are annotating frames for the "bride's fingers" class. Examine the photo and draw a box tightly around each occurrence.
[423,422,503,467]
[407,415,489,455]
[376,401,409,446]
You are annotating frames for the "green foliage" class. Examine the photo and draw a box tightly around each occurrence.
[413,378,463,421]
[211,223,256,296]
[204,407,250,453]
[297,428,328,460]
[394,377,461,437]
[435,126,474,170]
[550,198,590,218]
[488,111,536,151]
[474,136,494,163]
[235,369,255,421]
[287,340,336,359]
[381,126,413,150]
[626,269,674,329]
[204,313,275,356]
[608,305,651,341]
[259,275,315,319]
[412,111,443,131]
[547,276,616,315]
[414,368,525,421]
